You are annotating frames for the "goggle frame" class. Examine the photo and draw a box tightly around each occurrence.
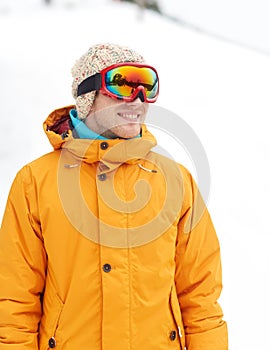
[77,62,159,103]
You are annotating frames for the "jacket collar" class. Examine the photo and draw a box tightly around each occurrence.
[44,105,157,169]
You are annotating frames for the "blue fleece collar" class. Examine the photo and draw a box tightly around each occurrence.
[69,109,141,140]
[69,109,108,140]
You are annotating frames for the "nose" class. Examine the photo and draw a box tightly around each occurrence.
[129,91,146,104]
[129,97,144,104]
[128,86,146,103]
[134,89,145,102]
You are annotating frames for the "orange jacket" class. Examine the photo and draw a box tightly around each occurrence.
[0,106,228,349]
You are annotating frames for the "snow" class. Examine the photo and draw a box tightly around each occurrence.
[159,0,270,54]
[1,1,270,348]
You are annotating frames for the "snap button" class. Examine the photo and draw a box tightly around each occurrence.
[98,173,107,181]
[48,337,56,348]
[169,330,176,341]
[100,141,109,150]
[103,263,112,273]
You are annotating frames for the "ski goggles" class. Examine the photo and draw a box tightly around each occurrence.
[77,63,159,103]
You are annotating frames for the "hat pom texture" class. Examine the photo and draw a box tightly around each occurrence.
[71,43,145,120]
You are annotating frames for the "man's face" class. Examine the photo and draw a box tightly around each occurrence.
[84,93,149,139]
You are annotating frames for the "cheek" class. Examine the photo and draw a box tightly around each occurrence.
[94,104,117,121]
[100,111,122,131]
[143,103,149,115]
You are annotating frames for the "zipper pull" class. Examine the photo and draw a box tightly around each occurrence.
[178,325,183,338]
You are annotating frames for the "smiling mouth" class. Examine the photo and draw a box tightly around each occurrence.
[118,112,140,120]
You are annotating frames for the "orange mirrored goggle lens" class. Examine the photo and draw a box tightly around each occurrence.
[103,64,159,101]
[77,63,159,103]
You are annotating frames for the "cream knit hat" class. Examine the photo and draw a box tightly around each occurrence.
[71,43,145,120]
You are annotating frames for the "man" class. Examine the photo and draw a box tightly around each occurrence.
[0,43,228,349]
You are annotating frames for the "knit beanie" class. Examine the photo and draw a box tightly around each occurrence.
[71,43,145,120]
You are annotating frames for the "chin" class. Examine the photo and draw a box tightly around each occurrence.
[114,126,141,139]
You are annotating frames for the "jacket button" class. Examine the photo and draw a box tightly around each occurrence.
[48,337,56,348]
[103,263,111,273]
[100,141,109,150]
[98,173,107,181]
[169,330,176,341]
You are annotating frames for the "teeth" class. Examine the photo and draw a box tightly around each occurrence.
[119,113,139,119]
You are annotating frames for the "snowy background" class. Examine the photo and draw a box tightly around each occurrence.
[160,0,270,55]
[1,0,270,349]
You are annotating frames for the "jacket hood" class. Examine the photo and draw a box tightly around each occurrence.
[43,105,157,170]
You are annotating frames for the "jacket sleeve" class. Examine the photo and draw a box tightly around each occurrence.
[0,166,47,349]
[175,169,228,350]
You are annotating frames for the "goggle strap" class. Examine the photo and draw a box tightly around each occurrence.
[77,73,102,97]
